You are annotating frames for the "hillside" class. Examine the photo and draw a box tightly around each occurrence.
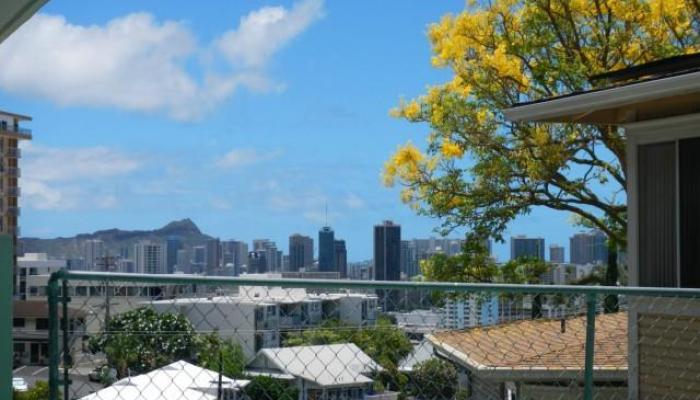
[20,218,212,259]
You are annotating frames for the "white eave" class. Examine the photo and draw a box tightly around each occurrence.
[503,70,700,124]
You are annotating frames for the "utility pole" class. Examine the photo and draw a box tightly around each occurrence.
[96,254,116,329]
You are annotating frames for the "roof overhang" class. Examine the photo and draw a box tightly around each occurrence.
[0,0,47,44]
[503,70,700,125]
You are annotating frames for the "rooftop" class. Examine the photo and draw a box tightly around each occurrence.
[79,360,249,400]
[251,343,380,388]
[504,54,700,124]
[428,312,627,380]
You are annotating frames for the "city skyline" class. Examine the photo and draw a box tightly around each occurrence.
[3,0,588,263]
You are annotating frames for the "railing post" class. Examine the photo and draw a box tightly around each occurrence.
[48,272,61,400]
[62,279,71,400]
[0,235,13,400]
[584,292,597,400]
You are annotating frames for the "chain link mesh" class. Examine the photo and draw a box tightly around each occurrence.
[27,275,700,400]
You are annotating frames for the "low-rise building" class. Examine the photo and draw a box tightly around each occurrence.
[13,300,86,366]
[428,312,628,399]
[16,253,66,299]
[246,343,383,400]
[79,360,250,400]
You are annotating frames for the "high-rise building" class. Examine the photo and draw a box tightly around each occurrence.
[166,236,182,274]
[83,239,104,270]
[318,227,335,273]
[247,250,267,274]
[570,230,608,265]
[253,239,281,272]
[221,240,248,272]
[205,238,221,275]
[549,245,565,263]
[192,245,206,273]
[400,240,419,279]
[334,239,347,278]
[374,221,401,311]
[289,234,314,271]
[510,236,545,260]
[133,241,165,274]
[176,248,190,273]
[0,111,31,295]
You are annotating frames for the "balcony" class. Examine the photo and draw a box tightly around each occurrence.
[39,271,700,400]
[0,123,32,140]
[4,186,20,197]
[5,167,20,177]
[4,147,21,158]
[6,206,20,216]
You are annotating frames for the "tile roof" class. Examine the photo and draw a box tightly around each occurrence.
[428,312,627,375]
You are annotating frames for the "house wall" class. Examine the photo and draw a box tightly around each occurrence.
[625,113,700,399]
[520,384,626,400]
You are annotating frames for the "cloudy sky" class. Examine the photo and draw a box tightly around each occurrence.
[1,0,578,261]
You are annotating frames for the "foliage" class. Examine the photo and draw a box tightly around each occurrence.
[283,316,413,369]
[244,376,298,400]
[411,358,458,400]
[13,381,49,400]
[421,235,548,284]
[88,307,197,378]
[385,0,700,247]
[194,333,246,379]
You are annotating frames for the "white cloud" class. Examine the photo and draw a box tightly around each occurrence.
[217,0,324,67]
[0,0,324,120]
[215,148,283,169]
[21,144,141,210]
[343,193,365,209]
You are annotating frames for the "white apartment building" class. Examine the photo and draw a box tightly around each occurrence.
[441,294,500,330]
[133,240,165,274]
[151,296,281,361]
[16,253,66,299]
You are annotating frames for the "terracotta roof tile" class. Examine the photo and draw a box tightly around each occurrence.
[429,312,627,372]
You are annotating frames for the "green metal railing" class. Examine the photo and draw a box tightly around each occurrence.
[46,269,700,400]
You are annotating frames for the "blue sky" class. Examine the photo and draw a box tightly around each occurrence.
[1,0,582,262]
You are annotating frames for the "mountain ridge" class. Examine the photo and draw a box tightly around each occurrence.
[20,218,212,259]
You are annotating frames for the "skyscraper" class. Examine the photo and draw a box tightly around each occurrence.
[220,240,248,273]
[374,221,401,311]
[289,234,314,271]
[318,226,336,273]
[83,239,104,270]
[254,239,281,272]
[570,230,608,265]
[0,111,31,295]
[205,238,221,275]
[334,239,347,278]
[510,236,545,260]
[549,245,565,263]
[400,240,419,279]
[134,240,165,274]
[247,250,267,274]
[166,236,182,274]
[192,245,206,274]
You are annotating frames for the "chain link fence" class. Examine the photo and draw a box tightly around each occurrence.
[33,271,700,400]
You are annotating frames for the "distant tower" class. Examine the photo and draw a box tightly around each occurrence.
[318,226,336,273]
[510,236,545,261]
[83,239,104,270]
[570,230,608,265]
[334,239,347,278]
[166,236,182,274]
[374,221,401,311]
[133,240,165,274]
[205,238,221,275]
[549,244,565,263]
[289,234,314,271]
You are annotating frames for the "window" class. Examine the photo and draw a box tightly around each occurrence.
[36,318,49,330]
[13,318,25,328]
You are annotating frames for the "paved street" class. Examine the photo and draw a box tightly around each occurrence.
[13,364,103,399]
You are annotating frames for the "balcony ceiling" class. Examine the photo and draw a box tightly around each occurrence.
[0,0,47,44]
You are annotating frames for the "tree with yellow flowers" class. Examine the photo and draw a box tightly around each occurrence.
[386,0,700,251]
